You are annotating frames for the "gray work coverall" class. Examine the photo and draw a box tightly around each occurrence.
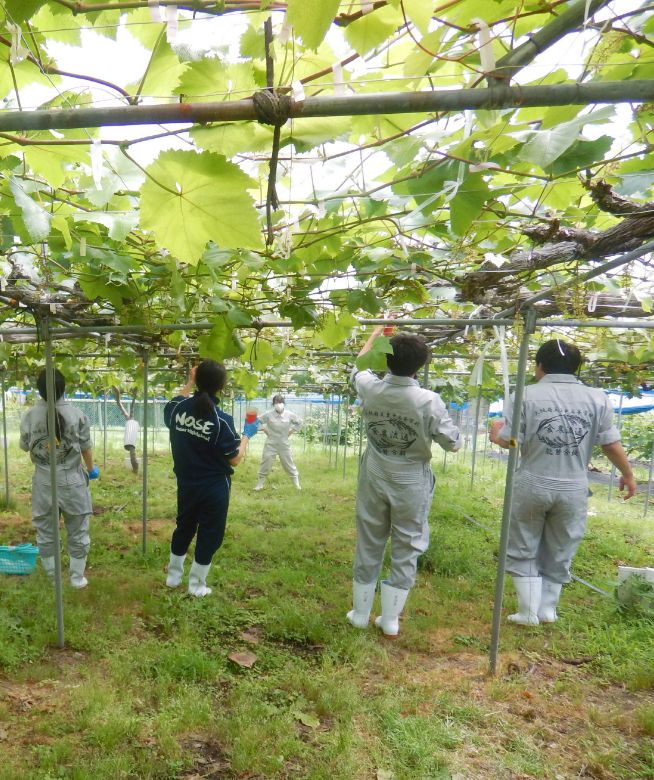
[352,370,461,590]
[500,374,620,583]
[257,408,302,480]
[19,399,93,559]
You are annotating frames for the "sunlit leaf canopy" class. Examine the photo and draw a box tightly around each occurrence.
[0,0,654,397]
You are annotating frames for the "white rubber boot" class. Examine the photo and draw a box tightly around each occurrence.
[292,476,301,491]
[166,552,186,588]
[346,580,376,629]
[41,556,55,580]
[188,561,212,597]
[374,581,409,638]
[254,479,265,491]
[508,576,541,625]
[69,557,88,589]
[538,578,563,623]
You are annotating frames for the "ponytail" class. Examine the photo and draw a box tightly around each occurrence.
[193,391,215,420]
[192,360,227,420]
[36,368,67,444]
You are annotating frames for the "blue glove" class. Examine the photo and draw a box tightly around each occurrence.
[243,420,260,438]
[88,466,100,480]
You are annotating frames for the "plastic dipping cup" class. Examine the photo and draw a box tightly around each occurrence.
[383,326,395,336]
[245,409,258,424]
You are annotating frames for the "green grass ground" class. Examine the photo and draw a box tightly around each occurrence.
[1,439,653,780]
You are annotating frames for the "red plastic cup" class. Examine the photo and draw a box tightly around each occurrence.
[245,409,258,424]
[383,325,395,336]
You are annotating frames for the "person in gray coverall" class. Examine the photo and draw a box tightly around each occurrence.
[254,394,302,491]
[490,339,636,625]
[347,326,461,637]
[20,369,100,589]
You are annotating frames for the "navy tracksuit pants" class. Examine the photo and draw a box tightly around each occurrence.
[171,475,231,565]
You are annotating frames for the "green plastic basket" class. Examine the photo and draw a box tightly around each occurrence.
[0,544,39,575]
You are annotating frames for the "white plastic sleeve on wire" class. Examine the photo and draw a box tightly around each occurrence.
[147,0,162,22]
[292,80,305,102]
[472,18,495,73]
[91,139,103,189]
[470,354,485,387]
[361,1,374,14]
[332,63,346,96]
[469,162,501,172]
[279,16,292,45]
[0,277,5,291]
[165,5,178,43]
[79,237,86,257]
[494,325,510,407]
[316,201,326,219]
[49,303,57,314]
[124,418,140,447]
[587,291,599,313]
[8,23,27,65]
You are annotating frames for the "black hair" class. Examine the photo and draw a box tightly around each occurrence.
[535,339,582,375]
[272,394,284,405]
[36,368,66,443]
[386,333,430,377]
[193,359,227,419]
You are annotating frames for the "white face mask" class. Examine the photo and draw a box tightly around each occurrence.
[274,402,284,413]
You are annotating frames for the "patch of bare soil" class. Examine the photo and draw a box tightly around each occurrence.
[384,626,654,780]
[176,735,234,779]
[0,510,31,539]
[0,656,87,762]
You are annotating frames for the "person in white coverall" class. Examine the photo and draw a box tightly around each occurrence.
[490,339,637,625]
[347,327,461,637]
[19,369,100,589]
[254,394,302,491]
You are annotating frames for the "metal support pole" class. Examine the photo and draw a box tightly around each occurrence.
[1,368,9,506]
[1,80,652,133]
[644,441,654,518]
[151,401,156,453]
[142,352,149,554]
[42,318,65,648]
[329,395,334,465]
[483,408,490,467]
[303,399,307,453]
[489,309,537,675]
[102,392,107,470]
[335,395,342,469]
[357,409,364,476]
[470,390,483,489]
[607,394,624,502]
[342,399,349,480]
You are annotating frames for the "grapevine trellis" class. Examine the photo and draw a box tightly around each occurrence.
[1,0,654,673]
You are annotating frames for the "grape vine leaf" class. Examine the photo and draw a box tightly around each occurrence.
[140,151,263,265]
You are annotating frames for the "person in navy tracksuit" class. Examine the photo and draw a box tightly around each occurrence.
[163,359,258,597]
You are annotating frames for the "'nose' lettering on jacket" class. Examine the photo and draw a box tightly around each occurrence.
[175,411,214,435]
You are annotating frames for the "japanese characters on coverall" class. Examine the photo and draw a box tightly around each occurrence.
[352,369,461,590]
[257,408,302,481]
[500,375,620,583]
[19,399,93,559]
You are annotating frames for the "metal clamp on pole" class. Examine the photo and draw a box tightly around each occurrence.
[489,308,537,675]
